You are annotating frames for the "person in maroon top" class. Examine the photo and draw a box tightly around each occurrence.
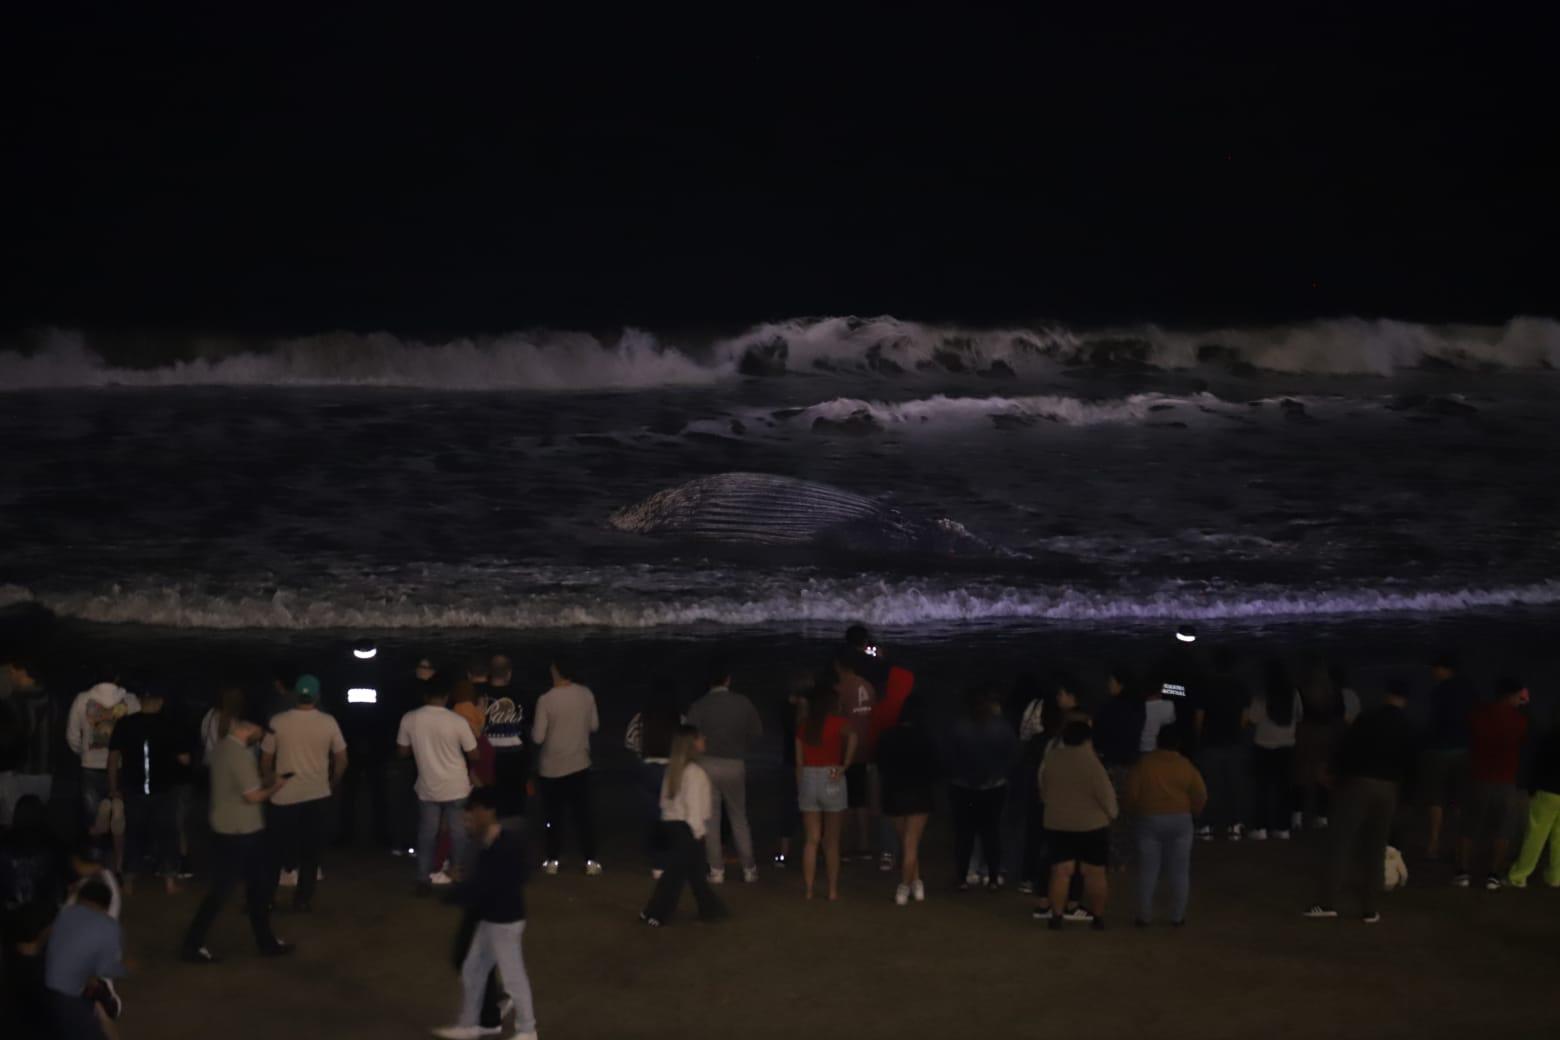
[1460,677,1531,890]
[832,652,877,861]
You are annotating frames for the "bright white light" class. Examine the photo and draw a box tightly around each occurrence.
[1176,632,1196,643]
[347,687,379,703]
[353,647,378,660]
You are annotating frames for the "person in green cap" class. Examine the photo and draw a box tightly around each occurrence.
[260,674,347,911]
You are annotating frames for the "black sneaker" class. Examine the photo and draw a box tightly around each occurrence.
[639,911,662,928]
[1362,911,1381,924]
[1047,913,1063,931]
[259,941,295,958]
[1091,916,1106,931]
[1303,905,1339,919]
[1452,872,1471,888]
[1484,874,1504,892]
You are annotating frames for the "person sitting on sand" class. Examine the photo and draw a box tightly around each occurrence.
[44,879,124,1040]
[641,725,727,928]
[796,679,857,901]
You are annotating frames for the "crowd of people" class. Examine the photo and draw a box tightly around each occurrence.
[3,625,1559,1039]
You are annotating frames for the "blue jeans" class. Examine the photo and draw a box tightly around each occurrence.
[417,798,468,881]
[1135,813,1194,923]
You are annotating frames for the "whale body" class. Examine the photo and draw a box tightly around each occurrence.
[609,472,1003,556]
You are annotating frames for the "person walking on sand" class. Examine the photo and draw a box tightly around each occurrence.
[1305,678,1419,924]
[1039,720,1118,930]
[1126,726,1207,927]
[796,679,857,901]
[876,694,939,906]
[398,682,479,891]
[434,786,538,1040]
[641,726,728,927]
[180,716,294,963]
[532,656,601,876]
[686,659,763,885]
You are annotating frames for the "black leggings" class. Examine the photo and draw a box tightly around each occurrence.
[952,785,1006,883]
[644,821,726,923]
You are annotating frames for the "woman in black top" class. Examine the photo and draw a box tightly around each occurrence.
[876,695,939,906]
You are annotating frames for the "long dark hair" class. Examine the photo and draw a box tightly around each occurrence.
[1262,657,1296,726]
[641,676,681,760]
[1299,657,1341,724]
[801,679,838,746]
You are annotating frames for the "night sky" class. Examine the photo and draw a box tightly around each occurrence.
[5,6,1556,335]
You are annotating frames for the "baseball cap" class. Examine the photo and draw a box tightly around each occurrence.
[294,674,322,702]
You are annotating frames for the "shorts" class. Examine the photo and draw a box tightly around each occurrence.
[1418,749,1470,808]
[1468,782,1526,844]
[1046,827,1110,867]
[798,766,848,814]
[845,763,869,809]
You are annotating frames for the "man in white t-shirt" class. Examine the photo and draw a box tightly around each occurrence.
[398,684,478,888]
[260,675,346,910]
[532,656,600,876]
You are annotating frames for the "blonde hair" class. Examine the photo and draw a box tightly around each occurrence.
[664,725,701,799]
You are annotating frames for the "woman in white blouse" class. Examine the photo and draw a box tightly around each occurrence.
[640,726,727,926]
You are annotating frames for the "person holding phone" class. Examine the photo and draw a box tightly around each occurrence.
[796,679,857,901]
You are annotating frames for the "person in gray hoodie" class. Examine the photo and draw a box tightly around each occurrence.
[65,673,140,863]
[686,659,764,884]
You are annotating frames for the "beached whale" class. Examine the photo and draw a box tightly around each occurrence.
[609,472,1005,556]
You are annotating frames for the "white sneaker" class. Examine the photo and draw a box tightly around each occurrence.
[912,879,925,902]
[964,870,981,886]
[541,860,560,876]
[1196,826,1213,842]
[429,870,454,886]
[1291,811,1304,831]
[316,867,325,882]
[708,868,726,885]
[1228,824,1244,842]
[1302,905,1339,919]
[1249,829,1268,841]
[742,866,760,884]
[1274,830,1292,840]
[1062,906,1094,922]
[278,869,299,888]
[584,860,603,877]
[894,884,910,906]
[650,869,664,880]
[879,852,896,872]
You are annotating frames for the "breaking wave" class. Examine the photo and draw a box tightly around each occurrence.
[6,575,1558,632]
[2,315,1556,390]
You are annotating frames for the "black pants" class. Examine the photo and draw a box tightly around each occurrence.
[952,785,1006,882]
[540,770,595,862]
[1021,795,1048,888]
[337,756,391,847]
[644,821,726,923]
[1249,746,1295,832]
[271,797,329,905]
[122,789,180,877]
[182,832,279,955]
[1324,778,1398,916]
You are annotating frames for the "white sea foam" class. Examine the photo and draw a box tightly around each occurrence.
[11,574,1559,632]
[2,315,1555,390]
[780,392,1218,428]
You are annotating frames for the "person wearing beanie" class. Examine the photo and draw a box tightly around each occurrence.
[260,674,347,910]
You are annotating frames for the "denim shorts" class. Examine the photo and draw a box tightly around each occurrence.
[798,766,847,813]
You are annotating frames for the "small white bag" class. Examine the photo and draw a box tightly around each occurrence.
[1384,845,1409,890]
